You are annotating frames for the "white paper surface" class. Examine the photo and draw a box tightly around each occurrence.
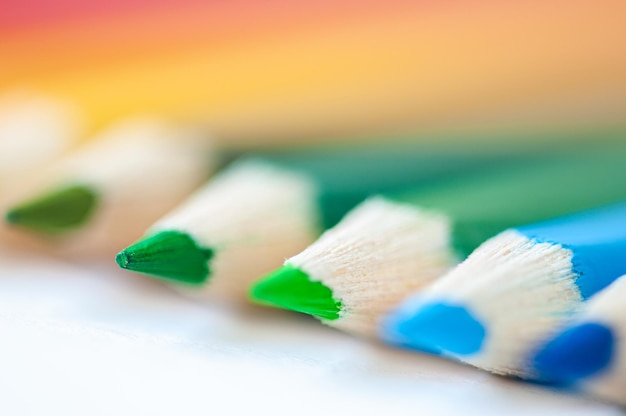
[0,248,622,416]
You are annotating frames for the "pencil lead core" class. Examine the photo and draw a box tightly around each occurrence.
[382,301,486,356]
[116,230,214,285]
[5,184,98,234]
[532,322,615,384]
[249,264,342,321]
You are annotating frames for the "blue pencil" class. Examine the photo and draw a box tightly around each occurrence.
[381,202,626,377]
[531,275,626,406]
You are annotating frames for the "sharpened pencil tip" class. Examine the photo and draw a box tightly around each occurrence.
[249,264,342,321]
[532,322,615,384]
[5,184,98,234]
[381,300,486,356]
[116,230,213,285]
[115,251,129,269]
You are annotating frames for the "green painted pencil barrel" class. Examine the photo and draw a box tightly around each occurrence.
[393,143,626,257]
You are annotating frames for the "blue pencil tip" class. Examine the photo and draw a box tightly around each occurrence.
[381,300,487,356]
[532,322,615,385]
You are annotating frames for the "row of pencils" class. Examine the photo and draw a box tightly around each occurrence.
[1,107,625,405]
[2,0,626,410]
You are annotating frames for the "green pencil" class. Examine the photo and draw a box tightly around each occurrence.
[250,140,626,336]
[5,118,213,256]
[115,133,557,299]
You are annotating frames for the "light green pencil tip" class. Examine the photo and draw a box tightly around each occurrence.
[116,230,214,285]
[5,184,98,235]
[249,264,342,321]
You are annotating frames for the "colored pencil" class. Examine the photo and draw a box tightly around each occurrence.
[7,1,624,143]
[115,137,543,299]
[250,140,626,336]
[531,276,626,406]
[4,118,213,256]
[381,202,626,376]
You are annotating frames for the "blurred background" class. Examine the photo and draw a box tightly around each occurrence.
[2,0,625,147]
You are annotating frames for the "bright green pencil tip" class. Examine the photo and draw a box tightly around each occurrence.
[250,264,342,321]
[5,184,98,234]
[116,230,214,285]
[114,251,130,269]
